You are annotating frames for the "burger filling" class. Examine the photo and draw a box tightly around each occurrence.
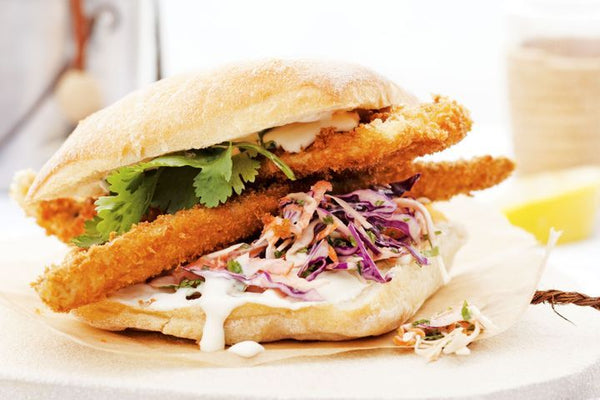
[109,176,463,351]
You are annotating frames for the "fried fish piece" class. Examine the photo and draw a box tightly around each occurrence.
[33,185,288,312]
[11,170,96,242]
[261,95,472,179]
[334,155,515,200]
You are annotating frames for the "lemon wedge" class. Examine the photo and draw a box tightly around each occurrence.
[494,166,600,244]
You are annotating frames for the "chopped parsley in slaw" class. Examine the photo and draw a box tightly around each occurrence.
[394,301,495,362]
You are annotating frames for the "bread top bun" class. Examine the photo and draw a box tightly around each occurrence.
[27,59,417,202]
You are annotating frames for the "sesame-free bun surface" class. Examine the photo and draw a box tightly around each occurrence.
[28,59,417,202]
[72,222,464,346]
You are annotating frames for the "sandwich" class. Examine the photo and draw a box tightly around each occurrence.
[12,59,513,352]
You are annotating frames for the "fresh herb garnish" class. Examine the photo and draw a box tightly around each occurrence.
[274,250,284,258]
[72,168,161,247]
[422,233,434,249]
[177,278,204,289]
[461,300,472,321]
[257,129,275,150]
[412,318,430,326]
[423,246,440,257]
[73,141,295,248]
[348,236,357,247]
[366,230,377,243]
[322,215,334,225]
[226,259,243,274]
[375,200,385,206]
[424,332,444,341]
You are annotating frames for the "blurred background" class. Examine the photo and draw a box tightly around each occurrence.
[1,0,599,287]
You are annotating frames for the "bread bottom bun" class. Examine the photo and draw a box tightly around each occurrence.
[72,223,464,345]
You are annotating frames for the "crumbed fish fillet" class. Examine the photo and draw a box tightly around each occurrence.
[260,95,472,179]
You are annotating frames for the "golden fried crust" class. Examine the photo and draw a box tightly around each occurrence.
[261,95,472,179]
[406,156,514,200]
[11,170,96,242]
[33,186,288,312]
[334,156,515,200]
[34,199,96,243]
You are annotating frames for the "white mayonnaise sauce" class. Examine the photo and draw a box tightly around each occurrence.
[227,341,265,358]
[263,111,360,153]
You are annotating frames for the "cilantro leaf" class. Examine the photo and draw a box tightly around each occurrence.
[95,169,160,237]
[151,166,199,214]
[71,216,104,247]
[229,152,261,195]
[73,169,160,246]
[193,144,234,207]
[235,142,295,180]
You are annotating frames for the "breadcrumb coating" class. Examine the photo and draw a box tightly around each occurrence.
[261,95,472,178]
[334,156,515,200]
[32,185,288,312]
[11,170,95,242]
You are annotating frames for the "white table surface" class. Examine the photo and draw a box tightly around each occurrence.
[0,193,599,399]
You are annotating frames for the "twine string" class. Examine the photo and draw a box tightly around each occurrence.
[531,290,600,311]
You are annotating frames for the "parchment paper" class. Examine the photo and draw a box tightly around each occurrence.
[0,197,549,367]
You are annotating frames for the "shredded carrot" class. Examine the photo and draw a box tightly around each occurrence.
[327,243,339,263]
[315,223,337,242]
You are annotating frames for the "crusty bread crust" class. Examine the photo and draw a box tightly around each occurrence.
[27,59,417,202]
[72,229,464,345]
